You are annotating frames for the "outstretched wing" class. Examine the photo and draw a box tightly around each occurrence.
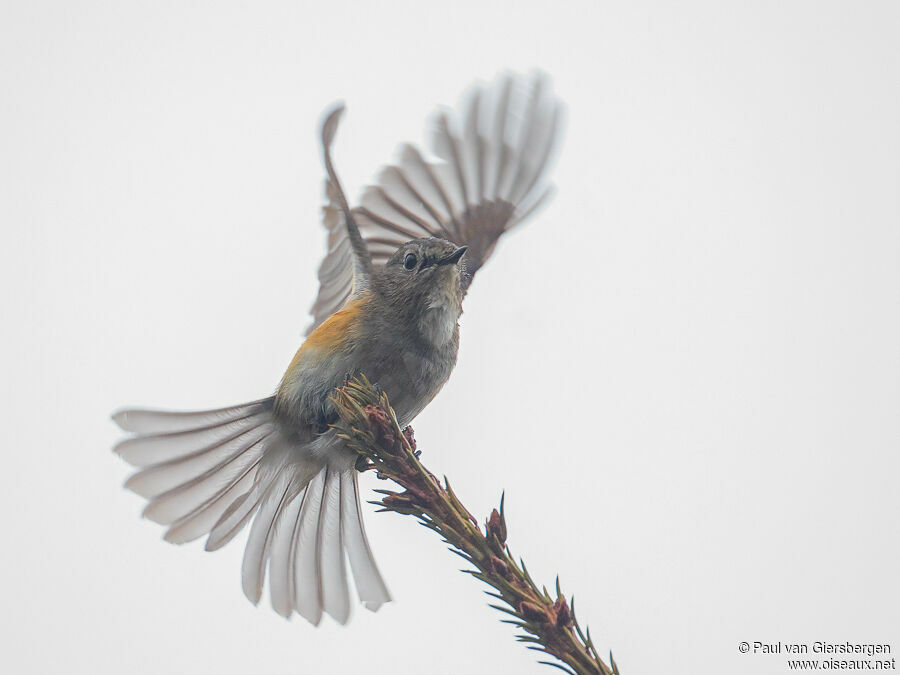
[307,72,563,334]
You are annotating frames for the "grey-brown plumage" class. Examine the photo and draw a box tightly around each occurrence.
[276,236,466,435]
[111,72,563,626]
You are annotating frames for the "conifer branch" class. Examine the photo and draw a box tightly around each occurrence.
[330,376,619,675]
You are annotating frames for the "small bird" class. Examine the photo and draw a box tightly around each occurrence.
[113,72,563,625]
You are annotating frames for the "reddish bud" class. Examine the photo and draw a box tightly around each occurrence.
[553,595,572,627]
[487,509,502,538]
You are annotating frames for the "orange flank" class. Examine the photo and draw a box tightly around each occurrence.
[286,295,368,371]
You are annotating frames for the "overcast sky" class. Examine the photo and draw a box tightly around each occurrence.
[2,2,898,674]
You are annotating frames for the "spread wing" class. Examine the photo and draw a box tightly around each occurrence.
[307,72,564,334]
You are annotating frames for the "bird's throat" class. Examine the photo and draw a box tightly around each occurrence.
[419,286,461,347]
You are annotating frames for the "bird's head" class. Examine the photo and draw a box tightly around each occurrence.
[375,238,468,340]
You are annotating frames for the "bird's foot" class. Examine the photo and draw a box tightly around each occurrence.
[402,426,419,457]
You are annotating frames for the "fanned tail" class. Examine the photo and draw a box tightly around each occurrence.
[246,463,391,625]
[112,399,391,624]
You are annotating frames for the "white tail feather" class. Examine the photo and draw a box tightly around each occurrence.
[340,471,391,610]
[293,469,326,625]
[318,469,351,624]
[112,399,271,434]
[268,486,308,617]
[242,472,292,605]
[114,412,270,466]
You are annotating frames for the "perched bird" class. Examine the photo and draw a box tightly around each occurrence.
[113,72,563,625]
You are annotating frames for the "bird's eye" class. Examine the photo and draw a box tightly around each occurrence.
[403,253,418,270]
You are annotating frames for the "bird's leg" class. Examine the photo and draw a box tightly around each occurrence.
[402,426,420,458]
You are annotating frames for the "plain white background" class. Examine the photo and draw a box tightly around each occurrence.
[2,1,898,673]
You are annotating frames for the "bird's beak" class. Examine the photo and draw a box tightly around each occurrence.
[436,245,468,267]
